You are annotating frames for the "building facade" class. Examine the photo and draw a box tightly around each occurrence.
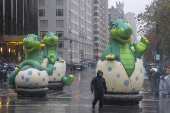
[108,6,122,22]
[93,0,109,60]
[0,0,38,62]
[38,0,93,63]
[125,12,137,43]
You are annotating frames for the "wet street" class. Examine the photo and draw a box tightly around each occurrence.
[1,70,170,113]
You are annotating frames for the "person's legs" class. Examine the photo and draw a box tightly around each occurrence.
[92,93,99,109]
[99,93,104,111]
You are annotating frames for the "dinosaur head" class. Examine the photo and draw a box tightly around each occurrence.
[43,32,58,46]
[109,19,133,43]
[22,34,41,52]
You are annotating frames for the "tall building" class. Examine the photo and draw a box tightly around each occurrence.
[38,0,93,63]
[108,6,121,22]
[125,12,137,43]
[108,1,125,22]
[93,0,109,60]
[0,0,38,61]
[116,1,124,19]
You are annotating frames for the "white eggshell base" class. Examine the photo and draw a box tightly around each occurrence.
[15,68,49,88]
[49,61,66,82]
[96,59,144,93]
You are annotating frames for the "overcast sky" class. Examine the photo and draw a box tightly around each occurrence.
[108,0,153,16]
[108,0,153,41]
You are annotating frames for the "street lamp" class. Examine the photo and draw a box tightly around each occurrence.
[0,47,2,57]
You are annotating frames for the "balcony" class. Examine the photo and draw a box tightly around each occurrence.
[93,34,99,37]
[94,40,99,43]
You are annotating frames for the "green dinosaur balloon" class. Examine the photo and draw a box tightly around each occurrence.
[40,32,74,86]
[9,34,53,89]
[101,19,149,77]
[40,32,62,64]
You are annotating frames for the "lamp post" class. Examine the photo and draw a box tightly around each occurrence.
[69,26,72,61]
[70,39,72,60]
[9,48,10,58]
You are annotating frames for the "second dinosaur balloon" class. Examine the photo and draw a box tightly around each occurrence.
[40,32,74,90]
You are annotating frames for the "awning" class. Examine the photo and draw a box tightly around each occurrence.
[7,42,45,47]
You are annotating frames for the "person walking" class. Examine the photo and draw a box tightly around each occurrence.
[91,70,107,111]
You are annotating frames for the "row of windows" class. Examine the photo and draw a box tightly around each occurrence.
[69,33,93,45]
[39,0,63,6]
[40,31,64,39]
[40,20,64,28]
[71,52,93,59]
[39,9,63,17]
[72,43,93,53]
[70,0,92,14]
[70,11,91,24]
[40,30,93,46]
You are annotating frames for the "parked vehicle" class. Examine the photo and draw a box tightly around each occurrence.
[77,65,82,71]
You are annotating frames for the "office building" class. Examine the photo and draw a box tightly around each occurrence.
[38,0,93,62]
[93,0,109,60]
[0,0,38,61]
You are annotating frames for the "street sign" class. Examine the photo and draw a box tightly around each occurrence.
[155,54,160,60]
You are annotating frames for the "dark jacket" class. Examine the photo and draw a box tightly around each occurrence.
[91,70,107,93]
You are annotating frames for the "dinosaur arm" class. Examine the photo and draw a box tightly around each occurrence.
[133,36,149,58]
[47,56,56,65]
[101,45,118,61]
[101,45,112,61]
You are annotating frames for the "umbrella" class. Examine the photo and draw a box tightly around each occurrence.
[150,63,155,65]
[152,68,158,72]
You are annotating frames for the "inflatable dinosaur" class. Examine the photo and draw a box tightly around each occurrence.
[97,19,149,93]
[40,32,74,88]
[9,34,53,90]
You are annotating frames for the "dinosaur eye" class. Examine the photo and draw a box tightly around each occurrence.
[125,20,128,23]
[112,25,116,29]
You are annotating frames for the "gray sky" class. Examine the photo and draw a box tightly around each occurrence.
[108,0,153,16]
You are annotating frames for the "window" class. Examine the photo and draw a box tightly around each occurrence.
[58,41,64,48]
[94,18,98,22]
[56,20,64,28]
[94,24,98,28]
[39,10,45,17]
[40,20,48,28]
[56,9,63,16]
[39,0,45,6]
[94,12,98,16]
[56,0,63,5]
[94,37,98,41]
[40,31,48,39]
[94,0,98,4]
[94,6,98,10]
[56,31,64,38]
[94,31,99,34]
[95,43,99,46]
[74,43,76,49]
[58,51,63,58]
